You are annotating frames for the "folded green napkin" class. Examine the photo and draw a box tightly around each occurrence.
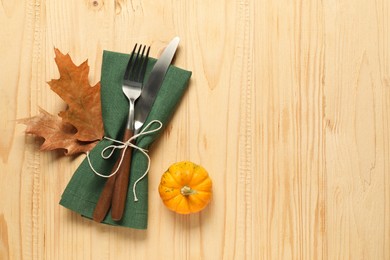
[60,50,191,229]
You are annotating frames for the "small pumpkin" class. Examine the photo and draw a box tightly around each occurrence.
[158,161,212,214]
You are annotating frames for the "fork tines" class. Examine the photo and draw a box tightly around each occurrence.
[124,44,150,83]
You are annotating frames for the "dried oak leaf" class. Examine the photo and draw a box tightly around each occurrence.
[20,48,104,155]
[48,48,104,142]
[20,108,98,155]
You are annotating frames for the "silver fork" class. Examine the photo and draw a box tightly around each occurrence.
[93,44,150,222]
[123,44,150,130]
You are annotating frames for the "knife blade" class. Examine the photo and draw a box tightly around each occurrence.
[133,36,180,134]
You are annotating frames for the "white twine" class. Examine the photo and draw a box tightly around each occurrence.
[86,120,163,201]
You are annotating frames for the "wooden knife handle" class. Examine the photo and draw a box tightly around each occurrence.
[110,128,134,221]
[92,129,133,222]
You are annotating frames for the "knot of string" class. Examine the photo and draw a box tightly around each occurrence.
[86,120,163,201]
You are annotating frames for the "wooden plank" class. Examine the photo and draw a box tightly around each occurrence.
[0,0,389,259]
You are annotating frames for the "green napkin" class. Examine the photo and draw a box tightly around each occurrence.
[59,50,191,229]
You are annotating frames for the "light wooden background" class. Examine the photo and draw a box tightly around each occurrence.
[1,0,389,259]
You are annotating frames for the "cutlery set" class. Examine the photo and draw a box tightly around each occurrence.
[92,37,180,222]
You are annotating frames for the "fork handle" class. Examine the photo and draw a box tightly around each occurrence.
[92,129,134,222]
[92,160,119,222]
[110,128,134,221]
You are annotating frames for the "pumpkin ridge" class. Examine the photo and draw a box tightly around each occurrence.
[159,183,179,191]
[190,178,212,191]
[190,191,211,203]
[167,170,186,187]
[189,172,209,186]
[187,195,208,212]
[187,165,198,185]
[187,197,194,213]
[174,195,185,212]
[189,165,209,186]
[191,194,206,204]
[163,192,181,202]
[159,185,181,201]
[161,173,182,188]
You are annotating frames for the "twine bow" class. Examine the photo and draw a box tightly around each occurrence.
[87,120,163,201]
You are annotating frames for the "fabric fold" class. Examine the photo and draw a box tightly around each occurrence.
[60,50,192,229]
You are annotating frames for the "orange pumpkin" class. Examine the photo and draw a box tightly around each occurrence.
[158,161,212,214]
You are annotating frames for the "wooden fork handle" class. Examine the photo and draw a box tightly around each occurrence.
[92,129,133,222]
[92,159,119,223]
[110,128,134,221]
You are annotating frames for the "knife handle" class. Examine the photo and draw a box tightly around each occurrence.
[92,159,120,223]
[110,128,134,221]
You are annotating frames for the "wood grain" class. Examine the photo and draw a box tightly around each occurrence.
[1,0,389,259]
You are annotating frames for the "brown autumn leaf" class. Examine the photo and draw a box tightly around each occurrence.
[48,48,104,141]
[20,108,98,155]
[20,48,104,155]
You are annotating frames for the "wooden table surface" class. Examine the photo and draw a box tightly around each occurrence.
[1,0,390,259]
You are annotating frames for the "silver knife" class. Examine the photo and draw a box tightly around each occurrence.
[133,36,180,134]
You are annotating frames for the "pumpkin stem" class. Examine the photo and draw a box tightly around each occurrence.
[180,185,197,196]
